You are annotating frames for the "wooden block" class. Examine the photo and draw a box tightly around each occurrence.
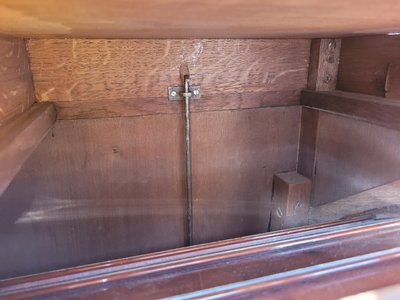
[271,172,311,231]
[0,102,56,195]
[307,38,341,91]
[385,62,400,100]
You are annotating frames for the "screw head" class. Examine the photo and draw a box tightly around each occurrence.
[170,90,177,97]
[276,207,283,218]
[193,89,200,96]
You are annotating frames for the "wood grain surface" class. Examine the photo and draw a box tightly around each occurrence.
[311,112,400,206]
[0,114,187,279]
[337,35,400,97]
[0,102,56,196]
[192,106,301,244]
[309,180,400,224]
[0,36,35,125]
[27,39,310,118]
[0,1,400,38]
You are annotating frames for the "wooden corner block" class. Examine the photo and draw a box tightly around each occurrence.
[307,38,341,91]
[271,172,311,231]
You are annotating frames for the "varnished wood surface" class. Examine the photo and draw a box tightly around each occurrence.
[191,107,301,244]
[0,1,400,38]
[2,218,400,299]
[0,36,35,125]
[271,172,311,230]
[309,180,400,224]
[301,90,400,131]
[27,39,309,119]
[311,112,400,206]
[0,114,187,279]
[0,102,56,196]
[337,35,400,97]
[385,62,400,99]
[0,106,300,278]
[307,39,341,91]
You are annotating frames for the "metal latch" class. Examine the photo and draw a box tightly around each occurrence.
[168,85,201,101]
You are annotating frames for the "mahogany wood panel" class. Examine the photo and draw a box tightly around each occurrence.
[1,1,400,38]
[0,102,56,196]
[301,90,400,131]
[311,112,400,206]
[307,39,341,91]
[2,218,400,299]
[297,107,319,179]
[0,36,35,125]
[271,172,311,230]
[0,114,187,279]
[309,180,400,224]
[27,39,310,118]
[385,62,400,99]
[337,35,400,97]
[191,106,301,244]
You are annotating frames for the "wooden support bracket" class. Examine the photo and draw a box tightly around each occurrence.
[271,172,311,231]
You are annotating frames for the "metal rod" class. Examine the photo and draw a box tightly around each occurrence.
[183,75,193,246]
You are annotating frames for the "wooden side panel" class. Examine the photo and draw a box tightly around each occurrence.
[0,115,186,279]
[337,35,400,97]
[311,112,400,206]
[0,103,56,196]
[0,36,35,125]
[271,172,311,231]
[192,106,301,244]
[27,39,310,119]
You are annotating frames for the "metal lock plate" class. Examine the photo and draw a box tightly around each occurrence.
[168,86,201,101]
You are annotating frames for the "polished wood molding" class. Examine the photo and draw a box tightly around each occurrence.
[0,102,56,195]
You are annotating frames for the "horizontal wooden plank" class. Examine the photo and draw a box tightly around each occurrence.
[0,102,56,196]
[1,1,400,38]
[55,91,300,119]
[309,180,400,224]
[337,35,400,97]
[0,36,35,125]
[301,89,400,131]
[27,39,309,118]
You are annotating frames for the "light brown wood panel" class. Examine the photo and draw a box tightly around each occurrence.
[311,112,400,206]
[27,39,310,118]
[0,114,186,279]
[1,1,400,38]
[192,106,301,244]
[337,35,400,97]
[0,36,35,125]
[0,102,56,196]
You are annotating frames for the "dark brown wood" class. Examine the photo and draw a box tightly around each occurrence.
[337,35,400,97]
[0,36,35,125]
[0,102,56,196]
[307,38,341,91]
[301,89,400,131]
[385,62,400,99]
[271,172,311,230]
[27,39,310,118]
[311,111,400,206]
[0,114,187,279]
[2,218,400,299]
[309,180,400,224]
[191,106,301,244]
[297,107,319,179]
[1,1,400,38]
